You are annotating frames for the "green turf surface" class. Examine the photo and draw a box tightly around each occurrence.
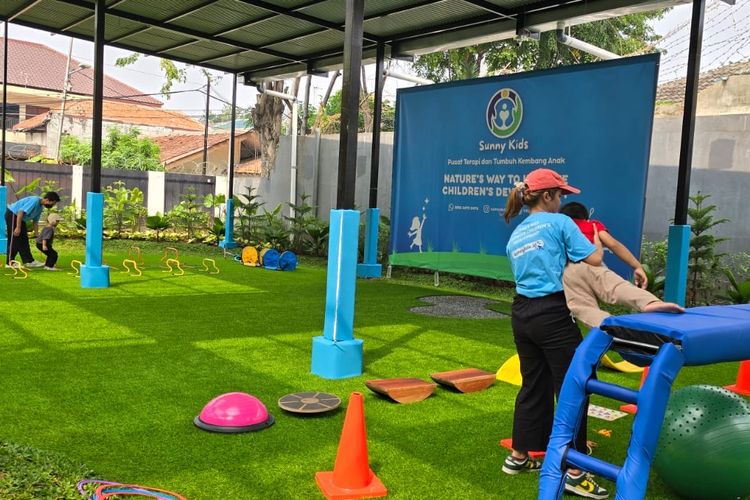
[0,240,744,499]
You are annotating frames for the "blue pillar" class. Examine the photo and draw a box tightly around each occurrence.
[80,192,110,288]
[664,224,690,306]
[0,186,6,254]
[311,209,363,379]
[219,198,237,249]
[356,207,381,278]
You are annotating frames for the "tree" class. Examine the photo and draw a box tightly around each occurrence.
[252,81,286,177]
[115,54,186,98]
[60,128,163,171]
[413,13,666,82]
[315,89,395,134]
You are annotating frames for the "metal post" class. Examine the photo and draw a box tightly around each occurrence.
[674,0,706,225]
[368,43,385,208]
[302,74,311,135]
[202,74,210,175]
[227,74,237,200]
[336,0,364,209]
[664,0,706,306]
[56,38,74,163]
[1,20,8,186]
[90,0,105,193]
[220,73,238,250]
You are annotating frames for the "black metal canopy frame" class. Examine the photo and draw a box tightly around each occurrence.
[1,0,702,212]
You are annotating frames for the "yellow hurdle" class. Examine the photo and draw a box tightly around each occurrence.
[200,258,220,275]
[122,259,143,277]
[5,260,28,280]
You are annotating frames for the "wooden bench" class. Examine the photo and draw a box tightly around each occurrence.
[365,378,437,404]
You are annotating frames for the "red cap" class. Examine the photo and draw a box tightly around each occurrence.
[524,168,580,194]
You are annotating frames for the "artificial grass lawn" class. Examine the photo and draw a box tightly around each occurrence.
[0,240,743,499]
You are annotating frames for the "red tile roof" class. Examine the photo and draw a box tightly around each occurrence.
[0,37,162,107]
[151,130,260,175]
[152,133,234,163]
[13,99,203,132]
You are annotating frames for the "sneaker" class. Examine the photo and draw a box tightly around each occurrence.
[26,261,45,268]
[565,472,609,499]
[502,454,542,475]
[44,266,60,271]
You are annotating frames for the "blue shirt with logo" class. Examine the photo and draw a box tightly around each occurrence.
[506,211,596,298]
[8,196,44,223]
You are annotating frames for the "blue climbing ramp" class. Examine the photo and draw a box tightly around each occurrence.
[539,305,750,500]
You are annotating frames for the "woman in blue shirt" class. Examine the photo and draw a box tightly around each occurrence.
[501,169,608,499]
[5,192,60,267]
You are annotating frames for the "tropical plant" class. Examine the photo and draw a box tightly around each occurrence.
[640,238,668,297]
[234,186,265,245]
[718,269,750,304]
[686,192,729,306]
[285,194,319,253]
[203,193,226,234]
[167,186,207,241]
[146,213,171,242]
[305,220,329,257]
[258,204,290,250]
[103,181,145,237]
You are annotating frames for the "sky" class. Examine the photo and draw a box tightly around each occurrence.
[5,0,750,120]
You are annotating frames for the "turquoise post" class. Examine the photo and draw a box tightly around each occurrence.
[80,192,110,288]
[0,186,6,254]
[219,197,237,249]
[356,207,382,278]
[311,209,363,379]
[664,224,691,306]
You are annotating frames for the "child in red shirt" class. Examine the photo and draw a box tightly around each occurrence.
[560,201,683,328]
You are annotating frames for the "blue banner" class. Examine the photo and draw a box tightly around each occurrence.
[390,54,659,280]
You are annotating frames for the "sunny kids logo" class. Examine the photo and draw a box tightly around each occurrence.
[486,88,523,139]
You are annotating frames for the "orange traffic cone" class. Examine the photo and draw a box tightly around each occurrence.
[725,360,750,397]
[620,367,649,414]
[316,392,388,500]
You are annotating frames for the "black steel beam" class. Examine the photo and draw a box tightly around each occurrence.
[368,43,384,209]
[235,0,382,43]
[336,0,363,210]
[7,0,43,21]
[460,0,516,20]
[2,20,7,185]
[227,74,237,199]
[156,39,201,56]
[222,0,442,67]
[60,0,129,32]
[56,0,299,62]
[212,0,327,37]
[107,0,219,42]
[91,0,105,193]
[674,0,706,225]
[3,16,240,74]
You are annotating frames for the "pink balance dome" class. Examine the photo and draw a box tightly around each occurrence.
[194,392,274,433]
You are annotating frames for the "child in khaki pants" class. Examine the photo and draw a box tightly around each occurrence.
[560,202,683,329]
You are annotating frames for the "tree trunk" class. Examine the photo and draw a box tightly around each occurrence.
[251,81,285,178]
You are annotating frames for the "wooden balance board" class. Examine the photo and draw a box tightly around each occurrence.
[430,368,495,393]
[365,378,437,404]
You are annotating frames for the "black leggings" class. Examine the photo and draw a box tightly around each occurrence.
[510,292,588,454]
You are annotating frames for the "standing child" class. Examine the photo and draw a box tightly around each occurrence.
[36,213,63,271]
[560,201,683,329]
[501,168,609,499]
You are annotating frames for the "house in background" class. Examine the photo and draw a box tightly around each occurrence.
[1,37,203,159]
[152,129,260,176]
